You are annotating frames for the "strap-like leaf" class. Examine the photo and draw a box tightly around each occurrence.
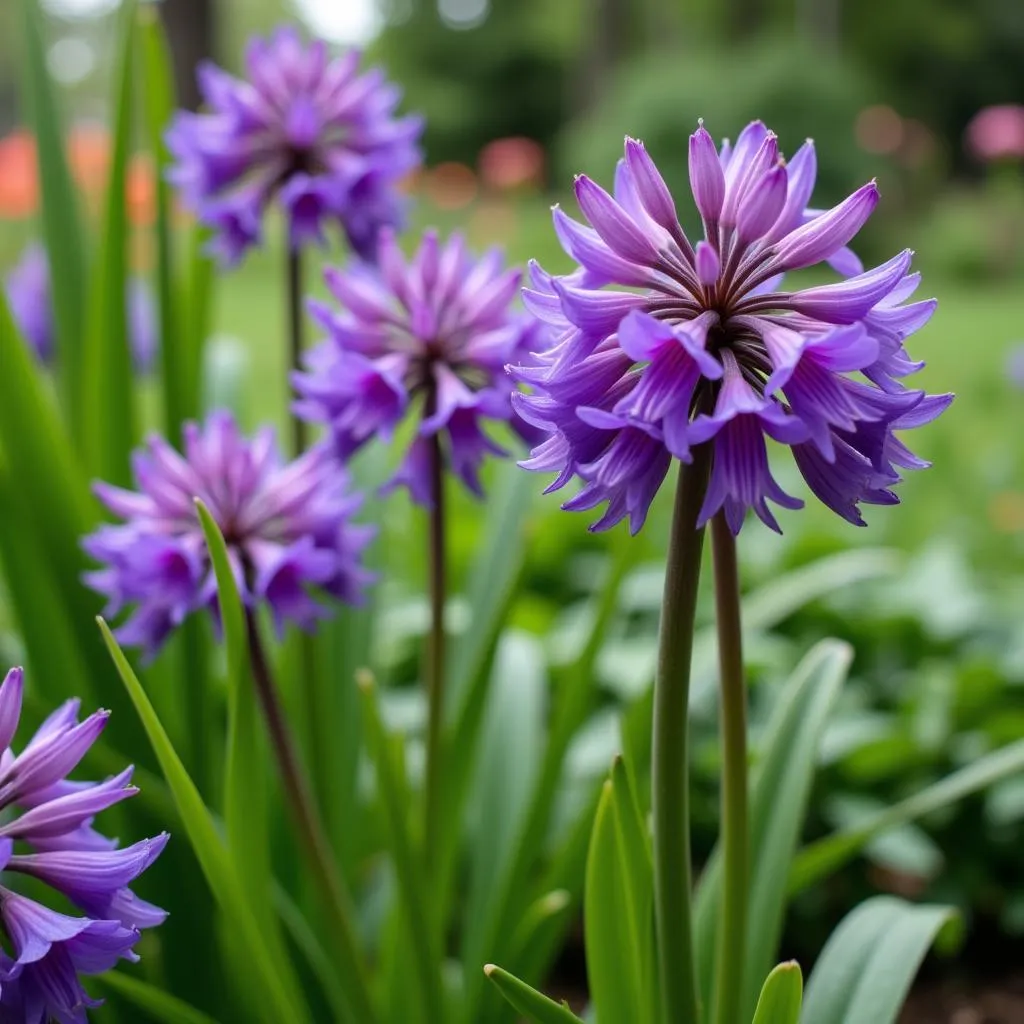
[98,619,312,1024]
[800,897,956,1024]
[484,965,584,1024]
[751,962,803,1024]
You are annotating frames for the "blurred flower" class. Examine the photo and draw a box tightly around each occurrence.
[1006,342,1024,389]
[479,137,546,193]
[513,123,950,534]
[294,229,542,502]
[83,412,374,658]
[855,105,904,156]
[0,667,167,1022]
[166,26,423,266]
[5,243,159,374]
[424,162,478,211]
[965,105,1024,163]
[0,130,38,219]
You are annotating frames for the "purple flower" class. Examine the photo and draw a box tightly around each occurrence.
[513,124,951,534]
[293,229,544,503]
[0,667,167,1023]
[166,26,423,266]
[82,411,374,659]
[5,244,159,375]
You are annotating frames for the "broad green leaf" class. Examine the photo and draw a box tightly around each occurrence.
[484,965,584,1024]
[81,0,137,485]
[96,970,219,1024]
[98,619,311,1024]
[360,672,444,1024]
[17,0,86,423]
[461,633,546,994]
[694,640,852,1019]
[800,897,956,1024]
[790,738,1024,893]
[751,962,803,1024]
[584,772,656,1024]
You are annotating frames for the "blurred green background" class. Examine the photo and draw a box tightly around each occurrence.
[1,0,1024,1015]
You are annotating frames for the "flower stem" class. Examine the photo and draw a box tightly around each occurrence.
[653,447,712,1024]
[423,430,447,875]
[245,610,378,1024]
[286,246,307,457]
[709,513,749,1024]
[284,246,325,822]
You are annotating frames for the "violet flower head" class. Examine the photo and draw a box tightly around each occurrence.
[293,228,542,503]
[166,26,423,266]
[513,123,952,534]
[5,244,159,375]
[0,667,167,1023]
[83,411,375,659]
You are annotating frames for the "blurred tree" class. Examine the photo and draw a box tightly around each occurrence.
[159,0,217,110]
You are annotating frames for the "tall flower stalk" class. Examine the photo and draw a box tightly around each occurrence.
[293,228,540,872]
[651,452,711,1024]
[513,121,951,1024]
[709,514,749,1024]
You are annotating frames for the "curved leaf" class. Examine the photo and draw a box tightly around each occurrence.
[751,962,803,1024]
[484,965,584,1024]
[800,896,956,1024]
[96,970,219,1024]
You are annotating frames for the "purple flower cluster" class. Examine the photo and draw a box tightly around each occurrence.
[167,26,423,266]
[294,229,542,503]
[5,244,158,374]
[0,667,166,1023]
[513,123,951,534]
[83,411,374,659]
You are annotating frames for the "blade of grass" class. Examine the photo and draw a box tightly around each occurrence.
[96,970,220,1024]
[81,0,137,485]
[98,618,312,1024]
[17,0,86,426]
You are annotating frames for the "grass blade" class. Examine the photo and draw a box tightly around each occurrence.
[81,0,137,485]
[483,965,584,1024]
[789,738,1024,893]
[751,962,803,1024]
[98,619,311,1024]
[360,672,444,1024]
[96,971,220,1024]
[17,0,86,424]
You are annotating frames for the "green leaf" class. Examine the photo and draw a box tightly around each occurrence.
[790,738,1024,893]
[195,500,272,932]
[751,962,803,1024]
[81,0,137,485]
[95,970,220,1024]
[461,633,547,991]
[800,897,956,1024]
[584,767,657,1024]
[97,619,312,1024]
[483,965,584,1024]
[460,539,634,1024]
[694,640,852,1019]
[17,0,86,424]
[135,5,193,431]
[447,462,535,719]
[359,672,444,1024]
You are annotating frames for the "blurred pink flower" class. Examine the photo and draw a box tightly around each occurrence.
[965,105,1024,162]
[479,137,545,192]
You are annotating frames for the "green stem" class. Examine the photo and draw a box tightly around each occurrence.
[245,611,378,1024]
[709,513,749,1024]
[423,429,447,875]
[286,246,307,456]
[285,246,324,817]
[653,448,712,1024]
